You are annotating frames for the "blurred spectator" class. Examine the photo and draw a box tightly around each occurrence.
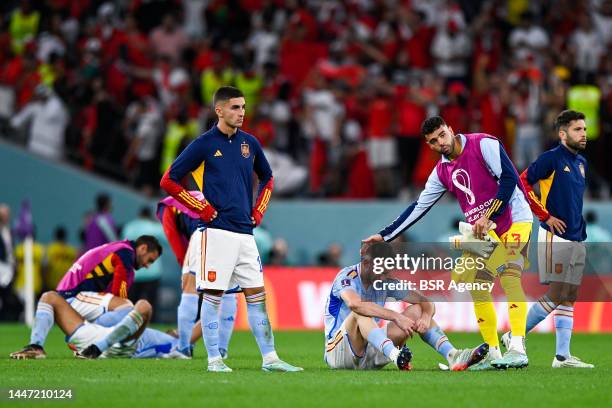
[570,13,605,84]
[365,84,396,197]
[510,75,542,171]
[0,204,18,320]
[317,243,343,267]
[122,206,165,320]
[43,226,76,291]
[123,97,163,196]
[585,211,612,242]
[13,229,44,301]
[269,238,290,266]
[10,84,68,161]
[509,12,549,64]
[431,19,472,83]
[302,74,344,195]
[149,13,189,64]
[9,0,39,55]
[159,107,199,174]
[84,193,117,251]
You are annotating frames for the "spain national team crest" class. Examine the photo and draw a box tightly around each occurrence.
[579,163,585,178]
[208,271,217,282]
[241,142,250,158]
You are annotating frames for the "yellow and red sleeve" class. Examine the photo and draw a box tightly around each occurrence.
[160,166,211,217]
[110,253,129,298]
[519,169,550,222]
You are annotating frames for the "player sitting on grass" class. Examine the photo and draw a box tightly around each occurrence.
[324,244,489,371]
[10,291,151,359]
[55,235,162,329]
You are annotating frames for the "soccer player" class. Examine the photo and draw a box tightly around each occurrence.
[160,86,301,372]
[157,196,238,358]
[10,291,152,359]
[508,110,594,368]
[363,116,533,369]
[55,235,161,327]
[324,243,489,371]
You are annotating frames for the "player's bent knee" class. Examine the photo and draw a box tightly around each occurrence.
[40,290,59,303]
[134,299,153,316]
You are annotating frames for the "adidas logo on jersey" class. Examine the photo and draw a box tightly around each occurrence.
[214,150,223,157]
[564,166,570,172]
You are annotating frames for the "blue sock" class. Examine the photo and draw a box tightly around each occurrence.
[526,296,557,332]
[420,326,454,361]
[95,307,132,327]
[201,294,222,360]
[218,293,237,354]
[245,292,275,357]
[554,305,573,359]
[367,327,397,360]
[30,302,54,346]
[95,310,143,351]
[177,293,199,353]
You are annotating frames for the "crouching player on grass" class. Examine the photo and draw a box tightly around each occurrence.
[324,244,489,371]
[10,291,152,359]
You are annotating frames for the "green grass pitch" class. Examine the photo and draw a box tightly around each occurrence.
[1,324,610,408]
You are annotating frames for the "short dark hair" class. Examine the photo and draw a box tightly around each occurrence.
[54,226,67,241]
[421,116,446,137]
[585,210,596,224]
[212,86,244,106]
[96,193,111,212]
[135,235,162,255]
[139,206,152,218]
[555,110,585,133]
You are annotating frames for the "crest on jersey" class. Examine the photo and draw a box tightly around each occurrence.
[347,270,358,279]
[579,163,585,178]
[208,271,217,282]
[241,142,250,158]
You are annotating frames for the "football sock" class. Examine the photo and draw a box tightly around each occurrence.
[30,302,54,346]
[420,325,455,362]
[501,270,527,337]
[471,286,499,348]
[95,310,143,351]
[177,293,199,353]
[554,305,574,359]
[526,295,557,332]
[95,305,132,327]
[218,293,237,354]
[131,329,175,358]
[245,292,276,358]
[367,327,399,362]
[201,294,222,361]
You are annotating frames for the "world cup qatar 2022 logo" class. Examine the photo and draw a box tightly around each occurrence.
[451,169,476,205]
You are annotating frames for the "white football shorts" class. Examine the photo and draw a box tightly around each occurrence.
[67,291,115,322]
[537,226,586,285]
[324,320,391,370]
[184,228,263,291]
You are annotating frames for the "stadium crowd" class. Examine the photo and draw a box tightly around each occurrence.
[0,0,611,199]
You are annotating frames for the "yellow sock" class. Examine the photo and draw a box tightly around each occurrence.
[500,269,527,337]
[471,287,499,347]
